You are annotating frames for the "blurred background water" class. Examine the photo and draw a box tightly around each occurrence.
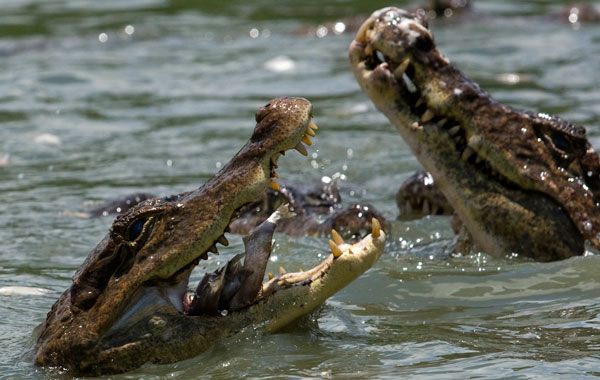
[1,0,599,378]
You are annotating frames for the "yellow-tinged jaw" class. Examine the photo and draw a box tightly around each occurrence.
[250,218,386,332]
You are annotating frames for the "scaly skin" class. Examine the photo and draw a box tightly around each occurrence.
[350,8,600,261]
[34,97,386,375]
[81,182,388,239]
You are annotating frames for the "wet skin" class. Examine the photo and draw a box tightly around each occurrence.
[350,8,600,261]
[34,97,386,375]
[88,181,388,240]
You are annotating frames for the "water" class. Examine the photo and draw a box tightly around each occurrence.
[1,0,600,378]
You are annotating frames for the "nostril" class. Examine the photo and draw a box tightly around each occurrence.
[255,104,271,122]
[415,36,433,52]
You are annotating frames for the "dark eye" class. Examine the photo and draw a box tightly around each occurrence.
[552,134,570,151]
[129,218,147,241]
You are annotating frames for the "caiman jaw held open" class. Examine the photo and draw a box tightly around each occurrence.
[34,97,386,376]
[350,7,600,261]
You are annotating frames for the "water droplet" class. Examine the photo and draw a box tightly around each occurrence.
[98,33,108,42]
[124,25,135,35]
[316,25,328,38]
[249,28,259,38]
[333,22,346,35]
[220,309,228,316]
[584,221,593,232]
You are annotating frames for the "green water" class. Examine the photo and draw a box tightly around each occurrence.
[1,0,599,378]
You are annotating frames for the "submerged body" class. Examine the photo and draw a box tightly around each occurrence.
[34,98,386,375]
[82,181,387,240]
[350,8,600,261]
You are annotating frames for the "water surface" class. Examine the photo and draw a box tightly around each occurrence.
[1,0,599,378]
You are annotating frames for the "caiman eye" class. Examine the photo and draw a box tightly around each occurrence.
[128,217,155,246]
[129,218,146,241]
[552,134,570,152]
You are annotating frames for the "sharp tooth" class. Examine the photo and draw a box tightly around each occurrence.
[217,235,229,246]
[468,135,483,149]
[348,249,355,255]
[356,20,370,42]
[309,121,318,130]
[268,272,274,280]
[305,127,316,137]
[405,201,413,215]
[279,266,287,275]
[372,218,381,238]
[200,252,209,260]
[448,125,461,136]
[415,97,424,108]
[294,142,308,156]
[331,229,345,245]
[301,135,312,146]
[269,179,280,191]
[280,150,286,156]
[461,146,475,161]
[329,239,344,258]
[225,225,231,233]
[208,244,219,254]
[437,118,448,127]
[422,199,430,214]
[402,73,417,93]
[271,159,278,169]
[421,109,434,123]
[376,50,386,63]
[273,172,279,178]
[410,121,422,131]
[394,58,411,77]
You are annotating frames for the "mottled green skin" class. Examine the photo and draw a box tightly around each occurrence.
[34,98,386,375]
[350,8,600,261]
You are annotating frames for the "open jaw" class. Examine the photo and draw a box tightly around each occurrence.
[33,97,387,375]
[350,7,600,261]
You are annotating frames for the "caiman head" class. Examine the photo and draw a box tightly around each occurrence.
[350,8,600,261]
[34,97,386,375]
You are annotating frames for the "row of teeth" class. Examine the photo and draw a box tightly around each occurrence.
[268,120,319,192]
[402,198,447,216]
[195,121,319,262]
[264,218,382,282]
[380,53,509,184]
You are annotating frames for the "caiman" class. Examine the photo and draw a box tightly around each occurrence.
[350,7,600,261]
[34,97,386,375]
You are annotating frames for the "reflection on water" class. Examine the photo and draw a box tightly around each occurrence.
[1,0,599,378]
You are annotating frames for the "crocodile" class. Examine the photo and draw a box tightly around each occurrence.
[349,8,600,261]
[34,97,386,375]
